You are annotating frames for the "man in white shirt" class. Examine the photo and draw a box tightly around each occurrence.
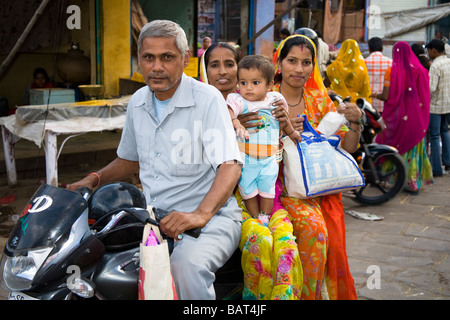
[68,20,243,299]
[426,39,450,176]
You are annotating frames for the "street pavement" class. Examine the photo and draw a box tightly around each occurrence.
[342,173,449,300]
[0,139,448,300]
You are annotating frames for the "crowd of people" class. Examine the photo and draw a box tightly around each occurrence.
[327,35,450,192]
[67,20,450,300]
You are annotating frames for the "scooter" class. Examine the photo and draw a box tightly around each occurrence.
[0,182,243,300]
[330,95,407,205]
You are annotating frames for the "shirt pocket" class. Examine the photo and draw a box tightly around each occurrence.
[136,134,152,171]
[170,138,203,177]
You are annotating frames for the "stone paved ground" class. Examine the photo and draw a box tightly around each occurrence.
[342,173,450,300]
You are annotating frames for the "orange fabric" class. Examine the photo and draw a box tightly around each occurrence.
[384,66,392,87]
[321,194,357,300]
[237,141,279,158]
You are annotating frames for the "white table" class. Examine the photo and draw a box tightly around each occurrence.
[0,97,129,187]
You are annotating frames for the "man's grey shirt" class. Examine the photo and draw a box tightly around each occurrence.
[117,74,243,220]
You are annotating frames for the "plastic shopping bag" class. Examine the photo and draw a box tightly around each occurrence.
[138,210,178,300]
[282,115,364,198]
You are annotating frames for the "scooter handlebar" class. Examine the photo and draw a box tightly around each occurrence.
[152,207,201,239]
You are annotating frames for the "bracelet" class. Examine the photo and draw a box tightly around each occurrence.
[231,118,239,122]
[347,124,362,134]
[88,172,101,188]
[284,128,295,136]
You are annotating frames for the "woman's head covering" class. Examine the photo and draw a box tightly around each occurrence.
[199,46,209,84]
[273,34,325,93]
[326,39,371,102]
[375,41,430,154]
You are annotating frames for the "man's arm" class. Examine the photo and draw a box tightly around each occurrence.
[159,160,241,239]
[429,64,439,94]
[66,157,139,191]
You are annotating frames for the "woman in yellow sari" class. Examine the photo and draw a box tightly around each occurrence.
[326,39,371,103]
[201,42,303,300]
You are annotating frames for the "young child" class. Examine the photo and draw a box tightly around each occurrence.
[226,55,295,223]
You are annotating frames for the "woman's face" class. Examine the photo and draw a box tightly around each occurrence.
[206,47,238,95]
[277,45,314,89]
[34,73,48,88]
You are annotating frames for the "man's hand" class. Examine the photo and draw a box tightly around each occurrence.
[159,210,208,241]
[66,175,98,191]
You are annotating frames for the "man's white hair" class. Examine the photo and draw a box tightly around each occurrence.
[138,20,189,58]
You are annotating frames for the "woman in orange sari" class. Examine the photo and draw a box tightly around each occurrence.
[269,35,361,299]
[272,35,361,299]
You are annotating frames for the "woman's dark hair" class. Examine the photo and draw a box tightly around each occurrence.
[274,36,315,83]
[33,67,49,80]
[411,43,431,71]
[203,42,240,68]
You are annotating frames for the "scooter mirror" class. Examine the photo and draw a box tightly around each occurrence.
[356,98,376,114]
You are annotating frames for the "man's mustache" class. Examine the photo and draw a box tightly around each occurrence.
[147,73,169,80]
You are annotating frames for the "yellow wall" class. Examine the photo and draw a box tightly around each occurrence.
[102,0,131,98]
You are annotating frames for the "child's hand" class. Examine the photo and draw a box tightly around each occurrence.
[233,119,250,140]
[236,126,250,141]
[282,116,302,143]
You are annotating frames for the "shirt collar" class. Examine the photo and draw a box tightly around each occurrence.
[140,73,195,110]
[434,54,447,62]
[369,51,383,57]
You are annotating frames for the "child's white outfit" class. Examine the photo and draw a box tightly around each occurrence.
[227,91,288,200]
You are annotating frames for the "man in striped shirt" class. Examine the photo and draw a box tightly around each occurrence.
[426,39,450,176]
[365,37,392,113]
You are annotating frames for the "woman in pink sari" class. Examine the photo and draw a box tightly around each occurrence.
[372,41,433,193]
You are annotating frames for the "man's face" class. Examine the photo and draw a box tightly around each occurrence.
[427,48,438,60]
[138,37,190,100]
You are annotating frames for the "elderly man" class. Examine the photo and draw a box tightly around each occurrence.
[68,20,243,299]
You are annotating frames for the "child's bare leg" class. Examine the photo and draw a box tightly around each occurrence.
[260,197,274,215]
[243,197,260,218]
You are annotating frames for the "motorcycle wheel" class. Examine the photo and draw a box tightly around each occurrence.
[353,152,406,205]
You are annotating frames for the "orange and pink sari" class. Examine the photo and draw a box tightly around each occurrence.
[239,34,357,300]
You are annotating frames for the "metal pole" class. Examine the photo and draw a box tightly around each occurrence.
[0,0,51,79]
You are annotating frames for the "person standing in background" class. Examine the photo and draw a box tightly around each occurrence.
[365,37,392,113]
[314,30,330,80]
[326,39,371,103]
[411,43,431,71]
[426,39,450,176]
[198,36,211,58]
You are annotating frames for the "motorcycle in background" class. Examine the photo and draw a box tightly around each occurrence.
[330,95,407,205]
[0,182,243,300]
